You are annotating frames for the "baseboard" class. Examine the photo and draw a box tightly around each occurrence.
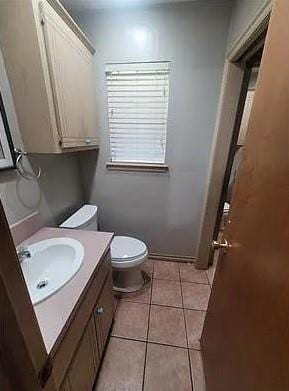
[149,252,196,263]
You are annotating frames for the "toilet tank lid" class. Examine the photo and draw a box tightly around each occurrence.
[60,205,98,229]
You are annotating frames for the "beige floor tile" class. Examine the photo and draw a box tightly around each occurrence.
[95,337,146,391]
[153,261,179,281]
[182,282,211,310]
[112,301,149,340]
[148,305,187,347]
[189,350,206,391]
[144,343,192,391]
[184,309,206,349]
[206,266,216,286]
[121,284,152,304]
[143,259,154,276]
[151,279,182,308]
[179,263,209,284]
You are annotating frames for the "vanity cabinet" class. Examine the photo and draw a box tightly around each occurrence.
[53,251,114,390]
[0,0,98,153]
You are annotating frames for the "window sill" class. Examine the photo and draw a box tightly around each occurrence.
[106,162,169,173]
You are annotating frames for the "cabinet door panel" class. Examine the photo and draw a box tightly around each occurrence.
[41,1,98,148]
[94,274,114,356]
[68,318,99,391]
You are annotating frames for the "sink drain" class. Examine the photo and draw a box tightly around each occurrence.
[36,280,48,290]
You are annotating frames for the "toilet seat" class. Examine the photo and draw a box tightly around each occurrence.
[111,236,148,269]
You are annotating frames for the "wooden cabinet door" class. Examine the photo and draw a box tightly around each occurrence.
[94,275,114,356]
[40,1,98,149]
[67,317,99,391]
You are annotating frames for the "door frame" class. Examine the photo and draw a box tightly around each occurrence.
[195,0,272,269]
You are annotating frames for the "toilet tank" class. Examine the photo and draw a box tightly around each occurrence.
[59,205,98,231]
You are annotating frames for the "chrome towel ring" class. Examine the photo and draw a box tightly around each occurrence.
[14,148,41,181]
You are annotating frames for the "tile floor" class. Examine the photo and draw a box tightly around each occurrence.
[94,259,217,391]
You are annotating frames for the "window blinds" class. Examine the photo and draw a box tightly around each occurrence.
[105,62,170,164]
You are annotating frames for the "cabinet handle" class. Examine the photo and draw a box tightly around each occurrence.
[96,307,104,316]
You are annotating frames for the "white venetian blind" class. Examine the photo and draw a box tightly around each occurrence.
[105,62,170,164]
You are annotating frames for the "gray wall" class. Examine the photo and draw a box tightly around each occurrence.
[73,1,233,257]
[0,49,84,226]
[227,0,271,52]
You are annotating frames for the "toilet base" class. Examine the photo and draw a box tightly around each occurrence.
[112,265,145,293]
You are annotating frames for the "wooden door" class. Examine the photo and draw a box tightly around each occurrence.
[40,1,98,149]
[201,1,289,390]
[94,275,114,356]
[0,201,56,390]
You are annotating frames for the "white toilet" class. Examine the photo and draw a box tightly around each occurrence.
[60,205,148,292]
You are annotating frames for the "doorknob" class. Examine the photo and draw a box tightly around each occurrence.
[211,239,231,250]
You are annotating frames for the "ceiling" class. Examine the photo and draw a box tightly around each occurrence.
[62,0,202,11]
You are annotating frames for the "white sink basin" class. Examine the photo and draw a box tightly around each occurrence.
[20,238,84,305]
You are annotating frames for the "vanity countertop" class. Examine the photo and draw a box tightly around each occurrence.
[21,227,114,354]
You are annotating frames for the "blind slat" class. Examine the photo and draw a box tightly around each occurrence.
[108,98,168,103]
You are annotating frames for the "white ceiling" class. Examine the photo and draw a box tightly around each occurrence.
[62,0,201,11]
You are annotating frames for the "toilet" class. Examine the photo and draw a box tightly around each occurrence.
[60,205,148,293]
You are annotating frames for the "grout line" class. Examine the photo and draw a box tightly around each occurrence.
[148,301,207,312]
[111,335,147,344]
[150,303,186,311]
[146,341,192,350]
[180,280,210,287]
[141,260,154,391]
[153,276,210,286]
[182,280,210,286]
[179,263,194,390]
[150,302,183,309]
[112,335,202,351]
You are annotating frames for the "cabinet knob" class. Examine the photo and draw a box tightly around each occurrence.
[96,307,104,316]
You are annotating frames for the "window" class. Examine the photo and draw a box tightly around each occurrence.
[0,93,14,170]
[105,62,170,167]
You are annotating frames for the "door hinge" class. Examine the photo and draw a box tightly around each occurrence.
[38,357,53,388]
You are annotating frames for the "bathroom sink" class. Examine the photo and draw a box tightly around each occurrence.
[20,238,84,305]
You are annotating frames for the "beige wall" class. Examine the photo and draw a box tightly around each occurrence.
[70,1,233,257]
[0,49,84,226]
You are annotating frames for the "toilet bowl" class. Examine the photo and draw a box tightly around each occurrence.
[110,236,148,292]
[59,205,148,292]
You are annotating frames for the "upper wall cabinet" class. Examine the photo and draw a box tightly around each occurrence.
[0,0,98,153]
